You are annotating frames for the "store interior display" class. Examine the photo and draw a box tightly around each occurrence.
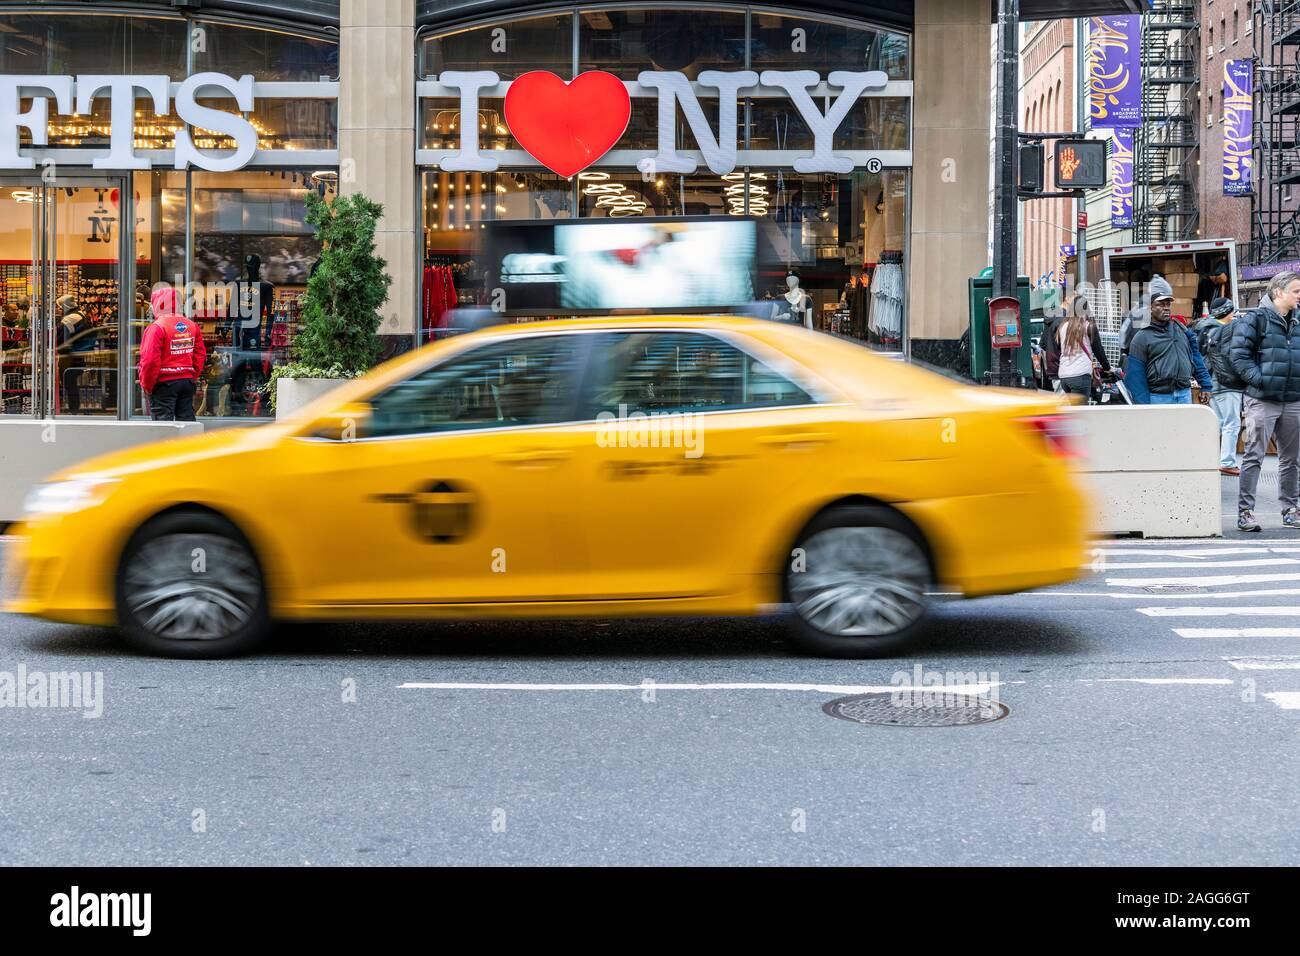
[775,271,813,327]
[1,262,126,414]
[869,250,905,347]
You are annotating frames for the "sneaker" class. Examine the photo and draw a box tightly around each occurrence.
[1284,509,1300,530]
[1238,510,1262,532]
[1220,466,1241,476]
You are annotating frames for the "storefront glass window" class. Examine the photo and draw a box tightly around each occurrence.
[421,14,574,80]
[128,170,336,419]
[577,8,746,80]
[748,167,909,346]
[421,169,571,339]
[24,96,336,154]
[192,20,338,81]
[749,13,910,79]
[419,7,912,353]
[0,14,187,77]
[747,97,910,153]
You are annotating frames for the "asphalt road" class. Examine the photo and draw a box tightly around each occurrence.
[2,472,1299,866]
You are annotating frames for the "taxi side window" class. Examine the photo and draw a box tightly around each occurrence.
[367,335,585,438]
[585,331,812,417]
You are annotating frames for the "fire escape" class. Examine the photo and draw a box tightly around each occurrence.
[1252,1,1300,265]
[1133,0,1200,242]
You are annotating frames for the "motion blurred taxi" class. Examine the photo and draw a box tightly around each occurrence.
[5,317,1088,658]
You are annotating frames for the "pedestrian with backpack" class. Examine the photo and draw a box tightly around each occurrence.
[1196,297,1246,476]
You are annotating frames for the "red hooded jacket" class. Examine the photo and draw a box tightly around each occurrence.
[139,286,206,392]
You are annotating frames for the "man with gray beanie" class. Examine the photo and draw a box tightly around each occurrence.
[1230,271,1300,532]
[1123,275,1213,405]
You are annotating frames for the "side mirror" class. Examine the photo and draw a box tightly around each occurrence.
[305,402,372,441]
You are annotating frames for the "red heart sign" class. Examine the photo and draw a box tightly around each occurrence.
[504,71,631,179]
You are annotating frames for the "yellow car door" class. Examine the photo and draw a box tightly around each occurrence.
[277,332,594,608]
[571,328,849,601]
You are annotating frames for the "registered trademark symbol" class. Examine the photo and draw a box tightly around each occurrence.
[866,157,883,174]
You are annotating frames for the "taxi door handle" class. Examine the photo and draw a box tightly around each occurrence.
[755,431,833,447]
[492,448,572,465]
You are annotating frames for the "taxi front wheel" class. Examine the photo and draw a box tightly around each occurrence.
[784,506,933,658]
[114,511,271,658]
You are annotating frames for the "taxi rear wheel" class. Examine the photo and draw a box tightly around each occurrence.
[784,506,933,658]
[114,511,270,658]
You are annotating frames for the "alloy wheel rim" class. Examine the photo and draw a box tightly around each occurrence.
[788,526,929,637]
[123,533,260,640]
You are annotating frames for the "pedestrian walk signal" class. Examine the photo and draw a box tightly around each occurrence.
[1054,139,1107,190]
[1018,141,1044,193]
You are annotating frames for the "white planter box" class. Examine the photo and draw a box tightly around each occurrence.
[275,377,347,419]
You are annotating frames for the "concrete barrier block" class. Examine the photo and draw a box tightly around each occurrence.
[0,419,202,522]
[1069,405,1221,538]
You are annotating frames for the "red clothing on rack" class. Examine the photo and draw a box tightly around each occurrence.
[421,265,460,336]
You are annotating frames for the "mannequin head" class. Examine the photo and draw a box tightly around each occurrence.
[245,254,262,282]
[786,272,800,291]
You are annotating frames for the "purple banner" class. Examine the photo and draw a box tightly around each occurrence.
[1224,59,1254,196]
[1088,16,1142,129]
[1109,128,1134,229]
[1058,245,1076,288]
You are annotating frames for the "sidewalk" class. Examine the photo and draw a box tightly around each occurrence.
[1219,457,1299,539]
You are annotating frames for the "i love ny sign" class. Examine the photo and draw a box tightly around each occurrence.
[428,68,891,177]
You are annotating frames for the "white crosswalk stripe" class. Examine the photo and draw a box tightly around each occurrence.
[1106,572,1300,587]
[1173,627,1300,638]
[1262,692,1300,710]
[1099,542,1300,710]
[1101,558,1300,569]
[1138,606,1300,616]
[1222,656,1300,670]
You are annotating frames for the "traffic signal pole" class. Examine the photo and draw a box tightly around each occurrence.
[992,0,1020,387]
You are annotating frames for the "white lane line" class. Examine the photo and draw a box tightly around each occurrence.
[399,679,1232,692]
[1077,677,1235,685]
[1107,573,1300,587]
[398,681,1004,694]
[1138,606,1300,617]
[1097,559,1300,569]
[1174,628,1300,638]
[1098,548,1300,558]
[1097,539,1289,547]
[1039,588,1300,599]
[1263,692,1300,710]
[1223,656,1300,670]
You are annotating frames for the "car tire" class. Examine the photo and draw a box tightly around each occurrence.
[114,510,271,659]
[783,506,933,659]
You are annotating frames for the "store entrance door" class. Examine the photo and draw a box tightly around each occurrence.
[0,175,128,418]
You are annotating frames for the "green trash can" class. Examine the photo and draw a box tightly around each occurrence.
[968,273,1034,384]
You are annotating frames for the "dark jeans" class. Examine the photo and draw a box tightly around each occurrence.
[1060,373,1093,398]
[61,366,81,413]
[149,378,197,422]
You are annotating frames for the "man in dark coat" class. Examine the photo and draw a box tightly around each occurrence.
[1229,271,1300,531]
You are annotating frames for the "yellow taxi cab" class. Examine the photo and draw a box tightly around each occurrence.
[4,316,1088,658]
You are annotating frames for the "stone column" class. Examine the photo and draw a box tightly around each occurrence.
[338,0,417,342]
[909,0,993,360]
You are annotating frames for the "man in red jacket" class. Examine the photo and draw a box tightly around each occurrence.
[138,286,206,421]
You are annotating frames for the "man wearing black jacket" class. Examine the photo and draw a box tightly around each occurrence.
[1230,272,1300,532]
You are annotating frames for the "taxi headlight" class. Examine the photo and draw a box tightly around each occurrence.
[22,477,120,516]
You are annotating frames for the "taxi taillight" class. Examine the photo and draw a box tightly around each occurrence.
[1017,414,1081,459]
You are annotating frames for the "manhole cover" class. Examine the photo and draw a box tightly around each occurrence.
[822,692,1008,727]
[1143,585,1202,594]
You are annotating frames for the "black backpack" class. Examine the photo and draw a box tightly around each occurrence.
[1205,321,1247,391]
